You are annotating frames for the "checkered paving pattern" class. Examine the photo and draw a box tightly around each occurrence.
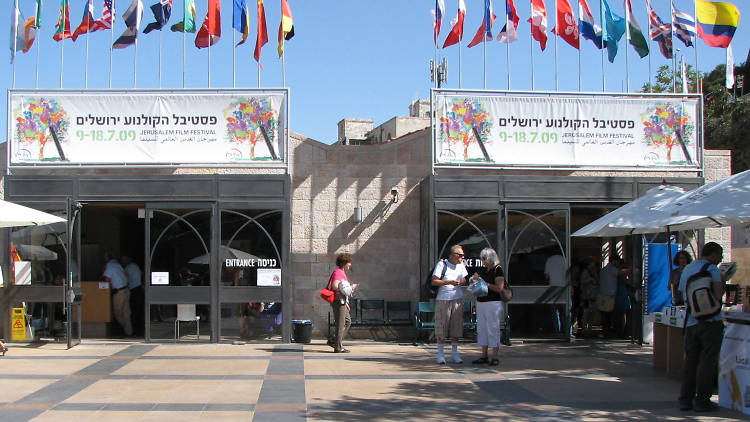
[0,340,745,421]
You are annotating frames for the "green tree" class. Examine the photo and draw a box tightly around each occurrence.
[640,64,700,93]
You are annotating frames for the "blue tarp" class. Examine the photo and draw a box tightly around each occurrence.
[646,243,679,313]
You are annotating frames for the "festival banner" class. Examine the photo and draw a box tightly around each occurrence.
[719,318,750,415]
[433,92,701,168]
[9,90,287,165]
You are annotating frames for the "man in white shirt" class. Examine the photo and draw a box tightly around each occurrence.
[121,255,143,336]
[103,256,132,337]
[432,245,468,364]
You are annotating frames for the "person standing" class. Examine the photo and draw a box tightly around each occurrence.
[326,253,357,353]
[471,248,505,367]
[121,255,144,337]
[669,251,692,305]
[677,242,724,412]
[598,256,621,338]
[103,255,133,337]
[432,245,468,364]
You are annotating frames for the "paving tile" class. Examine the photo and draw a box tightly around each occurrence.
[257,380,306,404]
[112,359,269,376]
[197,411,253,421]
[266,358,303,375]
[251,410,306,422]
[0,359,100,376]
[0,379,59,402]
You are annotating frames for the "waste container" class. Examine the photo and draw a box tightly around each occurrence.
[292,319,313,343]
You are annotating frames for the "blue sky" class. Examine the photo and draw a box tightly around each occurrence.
[3,0,749,144]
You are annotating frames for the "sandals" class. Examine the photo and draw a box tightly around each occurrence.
[472,357,489,365]
[489,359,499,366]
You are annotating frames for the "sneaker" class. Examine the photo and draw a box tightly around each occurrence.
[436,356,446,364]
[693,402,719,412]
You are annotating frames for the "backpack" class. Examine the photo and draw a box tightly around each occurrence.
[425,259,448,298]
[685,263,722,320]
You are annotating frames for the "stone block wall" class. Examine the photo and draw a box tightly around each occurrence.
[704,150,732,261]
[288,130,431,335]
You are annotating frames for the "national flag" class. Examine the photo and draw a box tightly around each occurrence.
[726,44,734,88]
[601,0,626,62]
[171,0,196,32]
[233,0,249,46]
[53,0,72,41]
[113,0,144,49]
[497,0,519,42]
[528,0,548,51]
[442,0,466,48]
[625,0,648,58]
[34,0,42,28]
[646,0,672,59]
[277,0,295,56]
[91,0,114,31]
[696,0,740,48]
[71,0,95,41]
[468,0,495,48]
[552,0,579,49]
[672,3,696,47]
[143,0,173,34]
[254,0,268,62]
[195,0,220,48]
[579,0,605,48]
[433,0,446,45]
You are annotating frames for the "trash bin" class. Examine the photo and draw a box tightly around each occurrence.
[292,319,313,343]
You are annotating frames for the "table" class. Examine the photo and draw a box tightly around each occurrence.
[652,312,685,377]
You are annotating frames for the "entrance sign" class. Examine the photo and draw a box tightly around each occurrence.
[11,307,27,341]
[433,91,701,169]
[8,90,288,165]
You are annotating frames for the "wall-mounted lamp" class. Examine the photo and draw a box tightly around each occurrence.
[390,189,399,203]
[355,206,364,223]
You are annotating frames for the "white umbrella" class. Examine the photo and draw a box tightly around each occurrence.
[572,185,696,237]
[0,200,66,228]
[188,246,259,265]
[15,244,58,261]
[653,169,750,229]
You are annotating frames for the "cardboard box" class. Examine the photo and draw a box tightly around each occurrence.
[81,281,111,323]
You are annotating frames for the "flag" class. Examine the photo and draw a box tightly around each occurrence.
[254,0,268,62]
[144,0,173,33]
[579,0,605,48]
[601,0,625,62]
[233,0,249,46]
[171,0,196,32]
[113,0,144,49]
[433,0,446,45]
[468,0,495,48]
[34,0,42,28]
[277,0,294,56]
[672,3,696,47]
[528,0,548,51]
[552,0,579,49]
[726,44,734,88]
[195,0,220,48]
[71,0,95,41]
[53,0,72,41]
[646,0,672,59]
[696,0,740,48]
[442,0,466,48]
[498,0,519,42]
[625,0,648,58]
[91,0,114,31]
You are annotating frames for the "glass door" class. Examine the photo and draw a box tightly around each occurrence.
[66,200,82,348]
[503,203,570,338]
[144,203,214,342]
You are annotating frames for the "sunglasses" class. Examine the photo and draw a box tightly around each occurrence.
[452,252,465,257]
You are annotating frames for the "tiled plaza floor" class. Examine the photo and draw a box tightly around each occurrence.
[0,339,746,421]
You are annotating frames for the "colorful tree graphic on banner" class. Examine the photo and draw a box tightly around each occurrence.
[14,98,69,160]
[224,98,279,160]
[642,103,694,163]
[439,99,492,161]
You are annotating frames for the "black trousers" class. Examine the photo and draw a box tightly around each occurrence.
[679,320,723,407]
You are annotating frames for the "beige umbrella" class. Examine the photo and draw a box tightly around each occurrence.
[0,200,66,228]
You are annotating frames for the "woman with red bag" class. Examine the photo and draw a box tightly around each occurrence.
[326,253,358,353]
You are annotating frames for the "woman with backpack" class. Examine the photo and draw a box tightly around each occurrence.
[470,247,506,367]
[326,253,358,353]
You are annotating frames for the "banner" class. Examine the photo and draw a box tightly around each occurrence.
[9,91,287,165]
[433,93,701,168]
[720,318,750,415]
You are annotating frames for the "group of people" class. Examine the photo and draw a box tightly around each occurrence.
[102,254,144,337]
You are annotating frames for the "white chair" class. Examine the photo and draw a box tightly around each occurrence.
[174,304,200,342]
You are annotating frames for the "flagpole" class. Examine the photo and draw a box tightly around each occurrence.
[483,32,487,89]
[692,0,699,92]
[61,5,66,88]
[505,6,511,89]
[12,0,18,89]
[578,0,582,92]
[110,0,115,88]
[594,0,607,92]
[158,26,163,88]
[554,0,559,91]
[208,34,212,88]
[459,37,463,89]
[181,1,186,88]
[85,23,91,88]
[624,0,630,92]
[645,0,651,92]
[35,26,41,88]
[232,26,236,88]
[258,63,261,88]
[282,54,287,87]
[530,1,535,90]
[670,0,676,93]
[134,38,138,88]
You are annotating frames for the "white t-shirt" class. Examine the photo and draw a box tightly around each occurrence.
[545,255,568,287]
[433,259,468,301]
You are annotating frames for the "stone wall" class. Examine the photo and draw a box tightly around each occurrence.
[703,150,733,261]
[288,129,431,335]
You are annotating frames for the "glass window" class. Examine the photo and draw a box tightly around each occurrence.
[437,210,498,274]
[219,302,282,341]
[10,219,68,286]
[506,209,567,286]
[149,209,211,286]
[220,210,282,287]
[149,304,211,342]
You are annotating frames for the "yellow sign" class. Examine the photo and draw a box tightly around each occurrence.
[11,307,27,341]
